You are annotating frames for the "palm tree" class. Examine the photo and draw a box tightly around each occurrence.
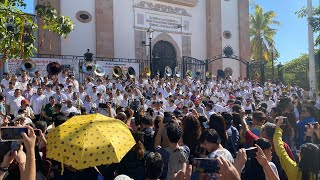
[250,4,280,61]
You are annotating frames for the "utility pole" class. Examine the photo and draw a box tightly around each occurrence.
[307,0,316,99]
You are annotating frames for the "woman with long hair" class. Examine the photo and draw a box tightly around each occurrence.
[181,115,202,159]
[209,114,228,148]
[274,117,320,180]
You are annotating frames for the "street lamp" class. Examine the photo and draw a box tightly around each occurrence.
[269,43,275,82]
[277,62,284,82]
[141,27,154,76]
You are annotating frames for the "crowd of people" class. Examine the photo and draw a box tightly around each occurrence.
[0,69,320,180]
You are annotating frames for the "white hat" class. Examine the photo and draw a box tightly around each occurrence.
[114,175,132,180]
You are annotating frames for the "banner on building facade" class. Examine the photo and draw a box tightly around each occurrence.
[95,61,140,78]
[8,58,80,79]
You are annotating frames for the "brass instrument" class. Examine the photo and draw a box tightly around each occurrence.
[81,62,96,74]
[174,67,181,78]
[47,62,62,75]
[186,70,192,78]
[165,66,172,77]
[205,71,212,79]
[94,64,105,77]
[21,59,36,73]
[144,66,151,77]
[127,67,136,79]
[113,66,123,78]
[195,69,202,77]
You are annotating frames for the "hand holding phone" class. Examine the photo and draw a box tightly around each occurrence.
[0,127,28,141]
[193,158,220,173]
[245,147,258,158]
[275,116,287,126]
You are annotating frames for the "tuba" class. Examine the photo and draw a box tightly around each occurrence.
[94,65,105,77]
[127,67,136,79]
[205,71,212,79]
[144,66,151,77]
[165,66,172,77]
[195,69,202,77]
[47,62,62,75]
[186,70,192,78]
[174,67,181,78]
[113,66,123,78]
[21,59,36,73]
[81,62,96,74]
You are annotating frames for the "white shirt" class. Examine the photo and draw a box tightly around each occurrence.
[1,79,10,89]
[9,96,25,115]
[62,106,81,116]
[205,110,215,119]
[30,94,46,115]
[53,93,68,104]
[4,89,14,105]
[165,104,177,112]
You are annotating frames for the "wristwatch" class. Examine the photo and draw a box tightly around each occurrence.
[0,166,8,173]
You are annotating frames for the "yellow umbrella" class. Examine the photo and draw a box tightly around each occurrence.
[46,113,135,170]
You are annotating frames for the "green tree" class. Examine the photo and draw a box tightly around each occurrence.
[296,5,320,45]
[250,4,280,61]
[283,50,320,90]
[0,0,74,60]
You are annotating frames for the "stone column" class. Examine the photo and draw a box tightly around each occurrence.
[206,0,222,74]
[37,0,61,55]
[238,0,250,78]
[95,0,114,58]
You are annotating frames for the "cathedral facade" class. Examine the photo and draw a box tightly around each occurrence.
[37,0,250,78]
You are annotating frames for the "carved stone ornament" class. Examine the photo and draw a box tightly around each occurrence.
[134,1,192,17]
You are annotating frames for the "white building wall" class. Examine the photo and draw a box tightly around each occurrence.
[60,0,96,56]
[221,0,240,79]
[113,0,136,59]
[190,0,207,60]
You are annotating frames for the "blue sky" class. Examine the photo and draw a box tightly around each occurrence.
[21,0,319,63]
[253,0,320,63]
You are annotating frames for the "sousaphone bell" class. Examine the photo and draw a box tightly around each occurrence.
[94,65,105,77]
[113,66,123,78]
[127,67,136,79]
[186,70,192,78]
[81,62,96,74]
[174,67,181,78]
[144,66,151,77]
[46,62,62,75]
[165,66,172,77]
[21,59,36,73]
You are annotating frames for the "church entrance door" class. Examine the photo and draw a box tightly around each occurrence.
[152,41,177,78]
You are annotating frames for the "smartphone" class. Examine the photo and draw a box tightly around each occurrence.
[0,127,28,141]
[34,129,41,137]
[246,147,258,158]
[275,117,287,125]
[189,109,193,112]
[193,158,220,173]
[98,103,108,108]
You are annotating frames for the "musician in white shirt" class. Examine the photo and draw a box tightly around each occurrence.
[30,88,46,122]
